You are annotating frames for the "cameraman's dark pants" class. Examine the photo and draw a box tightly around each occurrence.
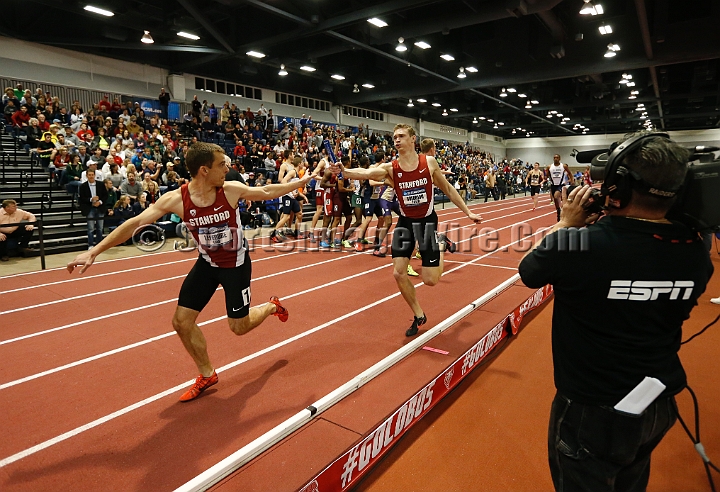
[548,392,677,492]
[484,186,497,202]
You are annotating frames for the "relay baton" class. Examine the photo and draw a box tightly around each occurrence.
[322,139,342,179]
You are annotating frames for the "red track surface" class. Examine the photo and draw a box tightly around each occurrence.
[0,196,555,491]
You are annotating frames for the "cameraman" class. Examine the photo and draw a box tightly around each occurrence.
[518,134,712,491]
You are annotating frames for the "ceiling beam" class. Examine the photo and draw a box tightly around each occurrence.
[176,0,235,54]
[634,0,665,129]
[14,38,226,53]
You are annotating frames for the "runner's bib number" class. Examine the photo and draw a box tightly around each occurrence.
[198,224,233,248]
[402,188,428,206]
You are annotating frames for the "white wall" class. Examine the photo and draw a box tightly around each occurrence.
[0,36,166,98]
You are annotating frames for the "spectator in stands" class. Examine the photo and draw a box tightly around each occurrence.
[51,147,71,186]
[191,95,201,118]
[92,127,112,155]
[110,98,122,117]
[63,126,80,152]
[103,178,118,215]
[79,168,108,249]
[13,84,24,100]
[10,104,31,136]
[0,199,36,261]
[132,191,150,215]
[112,195,134,224]
[98,94,112,114]
[142,172,159,201]
[63,154,83,197]
[158,88,170,118]
[74,144,90,168]
[120,172,142,201]
[164,171,181,193]
[23,118,43,150]
[34,132,55,168]
[81,161,104,183]
[127,116,142,136]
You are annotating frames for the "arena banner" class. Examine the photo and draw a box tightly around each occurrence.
[299,284,553,492]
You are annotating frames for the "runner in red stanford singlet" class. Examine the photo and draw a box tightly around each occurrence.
[181,183,246,268]
[392,153,435,219]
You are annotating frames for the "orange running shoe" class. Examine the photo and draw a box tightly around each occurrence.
[179,371,218,402]
[269,296,289,322]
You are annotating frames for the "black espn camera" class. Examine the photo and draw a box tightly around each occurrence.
[576,132,720,233]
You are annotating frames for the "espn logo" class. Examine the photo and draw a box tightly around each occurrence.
[607,280,694,301]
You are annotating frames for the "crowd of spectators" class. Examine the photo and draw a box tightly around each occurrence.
[0,81,557,253]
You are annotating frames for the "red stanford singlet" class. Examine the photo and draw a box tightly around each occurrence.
[181,183,246,268]
[392,154,435,218]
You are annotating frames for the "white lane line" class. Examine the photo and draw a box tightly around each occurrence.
[0,251,299,317]
[0,258,196,295]
[0,212,551,385]
[0,215,551,468]
[0,249,182,280]
[443,261,518,271]
[0,263,390,391]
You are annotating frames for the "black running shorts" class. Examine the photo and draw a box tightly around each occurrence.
[530,185,541,196]
[281,196,300,215]
[391,211,441,267]
[178,252,252,318]
[550,184,564,196]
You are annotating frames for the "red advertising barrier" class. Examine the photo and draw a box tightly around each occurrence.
[299,284,553,492]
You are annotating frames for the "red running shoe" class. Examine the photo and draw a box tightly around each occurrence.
[269,296,289,322]
[179,371,218,402]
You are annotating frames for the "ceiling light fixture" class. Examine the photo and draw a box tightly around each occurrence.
[598,25,612,35]
[141,31,154,44]
[498,122,504,125]
[300,65,316,72]
[442,109,448,116]
[604,43,620,57]
[353,84,359,93]
[531,99,539,104]
[499,88,508,97]
[416,98,427,103]
[440,54,455,61]
[396,37,407,52]
[84,5,114,16]
[626,81,636,87]
[518,93,527,98]
[493,124,499,129]
[580,0,604,15]
[246,50,265,58]
[331,74,345,80]
[628,95,637,99]
[457,67,466,79]
[450,108,458,112]
[466,66,478,73]
[432,102,441,107]
[507,87,517,93]
[414,41,431,49]
[408,99,414,107]
[177,31,200,41]
[487,118,494,122]
[479,116,486,120]
[362,83,374,88]
[278,64,288,76]
[525,104,532,109]
[367,18,388,28]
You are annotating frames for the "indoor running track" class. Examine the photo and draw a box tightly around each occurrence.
[0,195,556,491]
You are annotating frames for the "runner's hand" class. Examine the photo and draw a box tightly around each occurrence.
[67,250,96,274]
[468,213,482,223]
[329,162,344,175]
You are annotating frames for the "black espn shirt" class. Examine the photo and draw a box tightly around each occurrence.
[519,216,713,406]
